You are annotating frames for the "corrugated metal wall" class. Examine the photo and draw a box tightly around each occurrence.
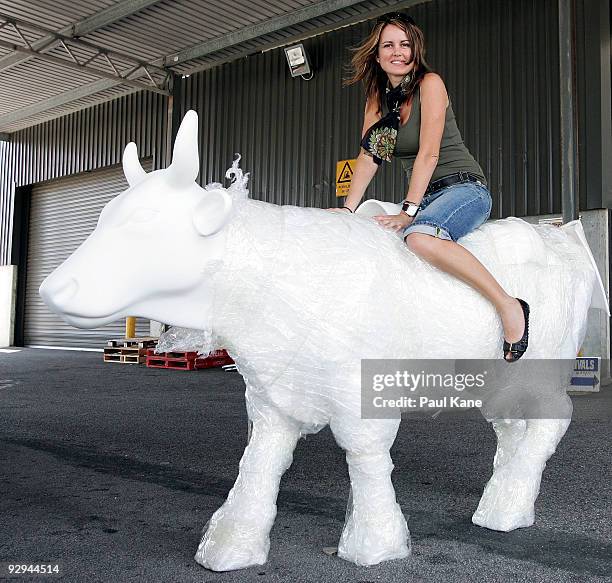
[421,0,561,220]
[0,91,168,264]
[180,0,565,219]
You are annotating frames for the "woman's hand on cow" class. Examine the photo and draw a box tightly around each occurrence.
[374,212,413,232]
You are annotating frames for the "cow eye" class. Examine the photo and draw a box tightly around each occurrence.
[128,208,158,224]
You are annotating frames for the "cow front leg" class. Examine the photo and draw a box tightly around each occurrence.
[472,416,571,532]
[338,451,410,566]
[195,413,301,571]
[331,418,409,566]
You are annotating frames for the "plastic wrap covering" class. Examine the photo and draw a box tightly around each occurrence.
[38,111,610,572]
[159,144,605,571]
[191,196,605,569]
[183,195,602,569]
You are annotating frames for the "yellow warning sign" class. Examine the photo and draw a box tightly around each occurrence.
[336,159,356,197]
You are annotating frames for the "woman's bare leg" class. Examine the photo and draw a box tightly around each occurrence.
[405,233,525,360]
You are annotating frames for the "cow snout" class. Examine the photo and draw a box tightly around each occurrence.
[39,275,79,313]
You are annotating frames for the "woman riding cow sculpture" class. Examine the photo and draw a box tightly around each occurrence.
[330,12,530,362]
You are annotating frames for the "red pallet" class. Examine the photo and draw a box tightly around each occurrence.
[195,349,234,369]
[146,349,234,371]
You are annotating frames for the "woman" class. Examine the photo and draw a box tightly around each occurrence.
[332,12,529,361]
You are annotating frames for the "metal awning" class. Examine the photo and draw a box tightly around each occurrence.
[0,0,425,134]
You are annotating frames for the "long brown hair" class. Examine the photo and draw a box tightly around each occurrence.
[344,13,434,114]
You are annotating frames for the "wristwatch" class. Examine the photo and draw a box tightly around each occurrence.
[401,200,420,217]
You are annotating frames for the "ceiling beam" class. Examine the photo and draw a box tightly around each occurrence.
[0,0,162,73]
[164,0,367,67]
[0,38,170,95]
[0,13,169,76]
[71,0,163,37]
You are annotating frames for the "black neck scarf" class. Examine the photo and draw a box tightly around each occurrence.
[360,72,413,165]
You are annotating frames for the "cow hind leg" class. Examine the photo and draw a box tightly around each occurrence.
[330,417,409,566]
[195,410,301,571]
[472,413,571,532]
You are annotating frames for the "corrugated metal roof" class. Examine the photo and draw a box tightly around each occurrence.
[0,0,421,133]
[0,59,101,116]
[0,0,117,31]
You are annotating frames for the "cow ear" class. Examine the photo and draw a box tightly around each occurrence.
[168,110,200,188]
[193,189,233,236]
[123,142,147,187]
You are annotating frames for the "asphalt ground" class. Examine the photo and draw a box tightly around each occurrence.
[0,348,610,583]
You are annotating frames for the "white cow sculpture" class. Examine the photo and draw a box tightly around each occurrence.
[40,110,608,572]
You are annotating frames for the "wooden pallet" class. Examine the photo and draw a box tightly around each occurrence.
[145,350,198,370]
[106,336,159,349]
[103,346,149,364]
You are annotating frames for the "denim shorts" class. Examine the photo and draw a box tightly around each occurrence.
[402,180,492,242]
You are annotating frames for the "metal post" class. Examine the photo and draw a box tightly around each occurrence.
[171,73,183,153]
[559,0,578,223]
[165,74,182,166]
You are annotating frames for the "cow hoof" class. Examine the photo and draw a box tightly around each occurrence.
[472,507,534,532]
[194,541,267,572]
[337,504,410,566]
[472,461,542,532]
[194,515,269,571]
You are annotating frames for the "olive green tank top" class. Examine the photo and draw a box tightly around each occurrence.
[383,86,487,185]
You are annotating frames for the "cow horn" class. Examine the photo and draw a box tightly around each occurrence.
[168,110,200,188]
[122,142,147,187]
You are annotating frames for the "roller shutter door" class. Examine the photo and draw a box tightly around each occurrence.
[24,163,151,349]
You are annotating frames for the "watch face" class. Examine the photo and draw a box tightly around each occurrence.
[403,202,418,216]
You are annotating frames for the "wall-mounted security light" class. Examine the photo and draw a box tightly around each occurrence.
[284,43,313,80]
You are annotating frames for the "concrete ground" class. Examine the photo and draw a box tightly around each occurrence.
[0,348,610,583]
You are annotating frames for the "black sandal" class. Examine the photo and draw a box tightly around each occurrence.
[503,298,530,362]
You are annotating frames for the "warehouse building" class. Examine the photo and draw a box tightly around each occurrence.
[0,0,610,363]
